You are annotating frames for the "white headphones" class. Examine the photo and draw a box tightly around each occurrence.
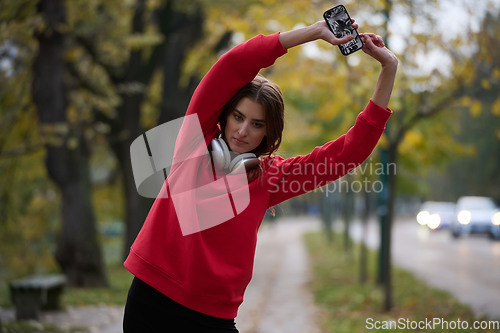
[211,138,260,174]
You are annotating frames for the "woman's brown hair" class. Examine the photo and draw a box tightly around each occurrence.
[219,75,284,157]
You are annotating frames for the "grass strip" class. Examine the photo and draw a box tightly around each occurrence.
[62,264,132,307]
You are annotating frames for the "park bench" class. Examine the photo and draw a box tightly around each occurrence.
[9,274,66,320]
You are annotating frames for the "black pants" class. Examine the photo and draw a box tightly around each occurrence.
[123,277,239,333]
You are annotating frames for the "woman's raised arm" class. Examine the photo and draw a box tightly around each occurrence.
[360,33,398,110]
[279,21,398,110]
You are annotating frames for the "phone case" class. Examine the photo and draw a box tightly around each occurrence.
[323,5,363,56]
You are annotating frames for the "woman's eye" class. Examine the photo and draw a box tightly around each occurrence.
[234,113,243,121]
[253,122,263,128]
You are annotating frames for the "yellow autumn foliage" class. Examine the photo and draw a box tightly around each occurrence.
[481,79,491,90]
[470,100,482,117]
[492,97,500,117]
[399,130,424,154]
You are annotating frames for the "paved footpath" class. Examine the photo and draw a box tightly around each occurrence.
[236,217,322,333]
[0,217,323,333]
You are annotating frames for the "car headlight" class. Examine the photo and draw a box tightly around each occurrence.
[457,210,471,225]
[417,211,430,225]
[427,214,441,230]
[492,212,500,226]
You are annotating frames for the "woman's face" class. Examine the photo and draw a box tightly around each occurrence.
[224,97,267,154]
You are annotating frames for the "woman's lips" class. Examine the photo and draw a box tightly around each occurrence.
[233,137,247,145]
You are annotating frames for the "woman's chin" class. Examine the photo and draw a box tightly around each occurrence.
[231,147,246,154]
[231,146,251,155]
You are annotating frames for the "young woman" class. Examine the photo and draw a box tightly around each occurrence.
[123,19,397,332]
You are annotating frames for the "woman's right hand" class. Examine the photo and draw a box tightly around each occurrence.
[313,20,359,46]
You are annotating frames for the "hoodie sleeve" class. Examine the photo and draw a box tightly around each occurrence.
[265,99,392,207]
[185,33,288,143]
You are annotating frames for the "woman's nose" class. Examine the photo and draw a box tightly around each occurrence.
[238,122,249,136]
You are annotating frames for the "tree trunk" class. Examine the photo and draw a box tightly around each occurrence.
[342,176,354,257]
[378,0,394,310]
[33,0,107,287]
[158,6,204,124]
[110,96,153,260]
[121,4,208,258]
[359,189,370,284]
[105,0,160,260]
[320,193,334,243]
[382,142,398,310]
[113,2,223,259]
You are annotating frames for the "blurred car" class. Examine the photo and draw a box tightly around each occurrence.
[451,196,500,239]
[416,201,456,230]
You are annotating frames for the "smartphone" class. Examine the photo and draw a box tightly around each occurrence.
[323,5,363,56]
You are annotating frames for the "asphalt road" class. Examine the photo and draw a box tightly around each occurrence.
[351,217,500,320]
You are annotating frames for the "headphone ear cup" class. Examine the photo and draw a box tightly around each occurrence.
[211,138,260,174]
[211,138,231,170]
[229,153,259,174]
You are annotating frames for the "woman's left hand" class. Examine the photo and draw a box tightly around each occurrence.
[360,33,398,69]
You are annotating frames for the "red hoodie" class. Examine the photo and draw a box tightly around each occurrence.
[124,32,392,319]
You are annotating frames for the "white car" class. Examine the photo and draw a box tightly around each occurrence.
[416,201,456,230]
[451,196,500,239]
